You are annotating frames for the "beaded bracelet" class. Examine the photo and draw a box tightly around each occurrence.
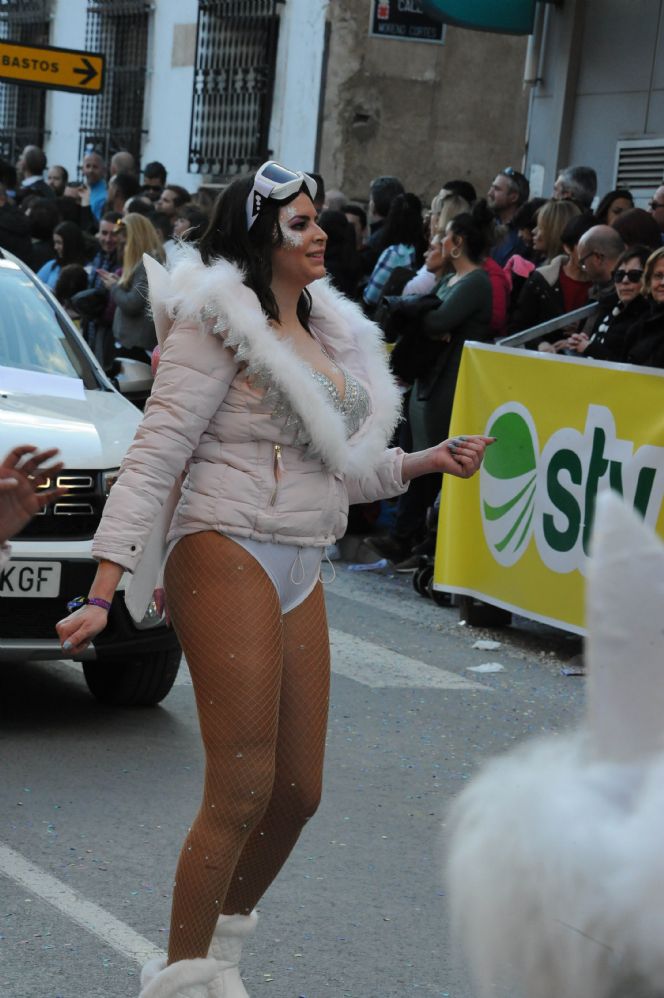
[66,596,112,614]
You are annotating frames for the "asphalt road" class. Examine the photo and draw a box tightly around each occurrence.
[0,565,585,998]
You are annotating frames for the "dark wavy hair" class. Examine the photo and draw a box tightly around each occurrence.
[594,188,633,225]
[376,192,426,262]
[448,198,496,263]
[199,173,315,327]
[53,220,88,265]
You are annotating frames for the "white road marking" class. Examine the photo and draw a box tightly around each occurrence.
[54,626,482,694]
[328,629,487,690]
[0,842,163,964]
[178,636,485,692]
[174,659,192,686]
[328,571,443,625]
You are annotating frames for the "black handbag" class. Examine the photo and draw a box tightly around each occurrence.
[70,287,108,319]
[375,293,443,383]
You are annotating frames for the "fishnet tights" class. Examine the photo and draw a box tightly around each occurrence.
[163,531,330,963]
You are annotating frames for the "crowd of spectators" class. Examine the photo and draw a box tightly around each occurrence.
[1,144,663,569]
[342,162,664,569]
[0,144,210,374]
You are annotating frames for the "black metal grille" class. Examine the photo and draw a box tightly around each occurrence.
[0,0,50,163]
[16,469,106,541]
[78,0,149,168]
[188,0,282,179]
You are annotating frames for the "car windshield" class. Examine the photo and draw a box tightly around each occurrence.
[0,260,102,390]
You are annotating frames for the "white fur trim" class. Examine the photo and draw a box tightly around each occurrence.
[213,911,258,941]
[207,912,257,998]
[587,493,664,763]
[447,495,664,998]
[157,248,401,475]
[447,735,664,998]
[139,957,219,998]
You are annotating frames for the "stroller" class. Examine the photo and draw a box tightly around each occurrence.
[412,490,512,626]
[411,491,451,606]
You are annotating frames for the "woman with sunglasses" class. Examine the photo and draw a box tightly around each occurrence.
[55,161,493,998]
[567,245,650,360]
[622,246,664,368]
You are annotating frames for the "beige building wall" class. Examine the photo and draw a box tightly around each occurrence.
[318,0,530,206]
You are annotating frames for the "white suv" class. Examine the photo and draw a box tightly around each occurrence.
[0,251,181,705]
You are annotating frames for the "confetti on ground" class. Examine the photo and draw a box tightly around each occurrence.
[561,662,585,676]
[471,639,502,650]
[346,559,388,572]
[467,662,504,673]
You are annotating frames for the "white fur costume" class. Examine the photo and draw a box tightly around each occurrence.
[447,494,664,998]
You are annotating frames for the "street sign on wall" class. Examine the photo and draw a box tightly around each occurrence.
[0,40,104,95]
[369,0,446,44]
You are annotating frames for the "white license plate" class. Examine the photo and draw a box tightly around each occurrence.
[0,561,62,597]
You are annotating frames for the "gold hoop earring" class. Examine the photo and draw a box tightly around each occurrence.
[451,248,462,259]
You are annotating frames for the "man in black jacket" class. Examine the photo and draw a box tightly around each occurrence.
[577,225,625,339]
[0,183,33,265]
[15,146,55,207]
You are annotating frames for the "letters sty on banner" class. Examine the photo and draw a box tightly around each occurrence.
[435,343,664,633]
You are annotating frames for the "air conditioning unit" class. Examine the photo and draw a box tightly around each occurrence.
[614,138,664,208]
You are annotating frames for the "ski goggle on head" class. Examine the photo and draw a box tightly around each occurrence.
[246,161,318,230]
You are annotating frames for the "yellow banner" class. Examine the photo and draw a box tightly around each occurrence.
[435,343,664,633]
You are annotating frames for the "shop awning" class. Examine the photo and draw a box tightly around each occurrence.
[420,0,538,35]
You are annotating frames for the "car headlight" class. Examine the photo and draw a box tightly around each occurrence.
[101,468,121,497]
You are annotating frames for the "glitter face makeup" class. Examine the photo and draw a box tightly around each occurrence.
[270,193,327,287]
[279,204,304,249]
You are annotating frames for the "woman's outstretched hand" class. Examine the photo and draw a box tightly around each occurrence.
[401,435,495,483]
[430,435,495,478]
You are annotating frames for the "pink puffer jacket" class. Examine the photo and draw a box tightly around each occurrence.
[92,251,407,608]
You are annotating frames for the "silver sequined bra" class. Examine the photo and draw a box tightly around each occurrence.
[310,366,372,438]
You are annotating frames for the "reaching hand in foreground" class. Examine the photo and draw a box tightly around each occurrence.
[0,445,65,544]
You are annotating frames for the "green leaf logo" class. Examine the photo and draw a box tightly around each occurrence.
[480,405,539,566]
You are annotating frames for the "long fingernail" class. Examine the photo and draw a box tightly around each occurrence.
[63,640,72,650]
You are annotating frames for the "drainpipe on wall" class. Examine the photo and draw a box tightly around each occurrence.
[523,0,585,197]
[555,0,586,171]
[521,0,548,192]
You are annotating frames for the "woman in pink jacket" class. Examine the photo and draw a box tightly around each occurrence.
[56,162,492,998]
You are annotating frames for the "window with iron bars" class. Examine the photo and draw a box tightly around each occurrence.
[0,0,50,167]
[189,0,282,179]
[78,0,149,170]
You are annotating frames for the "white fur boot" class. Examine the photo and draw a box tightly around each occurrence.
[139,956,220,998]
[206,911,258,998]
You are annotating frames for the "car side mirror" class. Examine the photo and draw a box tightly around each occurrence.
[111,357,153,408]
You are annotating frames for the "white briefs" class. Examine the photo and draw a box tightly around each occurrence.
[227,535,326,614]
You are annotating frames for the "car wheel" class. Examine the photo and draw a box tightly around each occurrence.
[82,648,182,707]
